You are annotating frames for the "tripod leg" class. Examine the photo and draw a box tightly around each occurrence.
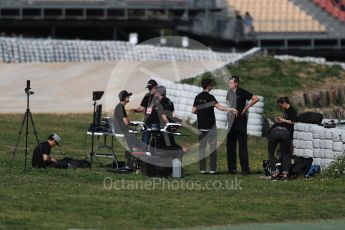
[12,112,28,159]
[28,112,39,144]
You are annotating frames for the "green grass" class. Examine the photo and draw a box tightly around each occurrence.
[1,114,345,229]
[181,57,345,119]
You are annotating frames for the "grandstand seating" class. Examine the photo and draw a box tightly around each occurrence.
[314,0,345,22]
[0,36,241,63]
[227,0,326,32]
[29,0,105,3]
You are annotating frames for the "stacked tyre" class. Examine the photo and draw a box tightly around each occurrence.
[311,125,325,167]
[293,123,313,158]
[247,96,265,137]
[213,89,229,130]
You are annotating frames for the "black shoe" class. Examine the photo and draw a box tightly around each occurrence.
[228,170,236,175]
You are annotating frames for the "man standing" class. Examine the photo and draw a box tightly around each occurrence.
[226,76,259,175]
[133,79,160,146]
[32,133,60,168]
[193,79,237,175]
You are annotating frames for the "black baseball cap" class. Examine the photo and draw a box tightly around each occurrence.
[119,90,132,101]
[146,79,158,90]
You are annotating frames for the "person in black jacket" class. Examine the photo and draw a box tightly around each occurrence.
[268,97,298,181]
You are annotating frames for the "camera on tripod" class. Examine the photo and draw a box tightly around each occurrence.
[25,80,34,95]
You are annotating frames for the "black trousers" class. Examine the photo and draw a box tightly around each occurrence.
[268,127,291,174]
[227,126,249,173]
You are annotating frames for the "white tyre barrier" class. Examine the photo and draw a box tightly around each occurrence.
[247,118,263,126]
[212,89,228,97]
[300,132,307,141]
[251,101,264,108]
[302,149,313,158]
[319,130,325,140]
[293,148,302,156]
[303,132,313,141]
[294,123,304,132]
[333,141,343,152]
[313,158,321,165]
[299,140,305,149]
[215,113,228,121]
[313,150,324,158]
[247,125,262,132]
[312,126,324,139]
[176,104,186,112]
[324,140,333,149]
[313,149,321,158]
[192,87,201,93]
[324,129,333,140]
[293,139,300,148]
[313,139,321,149]
[306,124,314,132]
[185,99,194,106]
[341,133,345,142]
[332,130,342,141]
[304,141,313,150]
[216,121,228,128]
[296,131,304,140]
[319,140,325,149]
[182,84,192,91]
[248,113,262,119]
[324,150,334,159]
[215,96,227,104]
[248,107,264,113]
[247,130,262,137]
[177,84,183,90]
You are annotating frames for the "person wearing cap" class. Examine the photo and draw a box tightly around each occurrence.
[155,86,188,159]
[114,90,145,168]
[32,133,60,168]
[114,90,132,134]
[133,79,160,146]
[226,75,259,175]
[155,86,180,125]
[192,78,238,175]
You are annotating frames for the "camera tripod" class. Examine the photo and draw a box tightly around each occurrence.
[12,80,39,172]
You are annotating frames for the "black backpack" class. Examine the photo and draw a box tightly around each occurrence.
[290,156,313,177]
[298,112,323,124]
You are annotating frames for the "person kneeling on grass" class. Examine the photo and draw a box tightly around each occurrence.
[32,133,60,169]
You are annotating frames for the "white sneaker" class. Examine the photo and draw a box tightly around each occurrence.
[209,171,216,174]
[200,170,206,175]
